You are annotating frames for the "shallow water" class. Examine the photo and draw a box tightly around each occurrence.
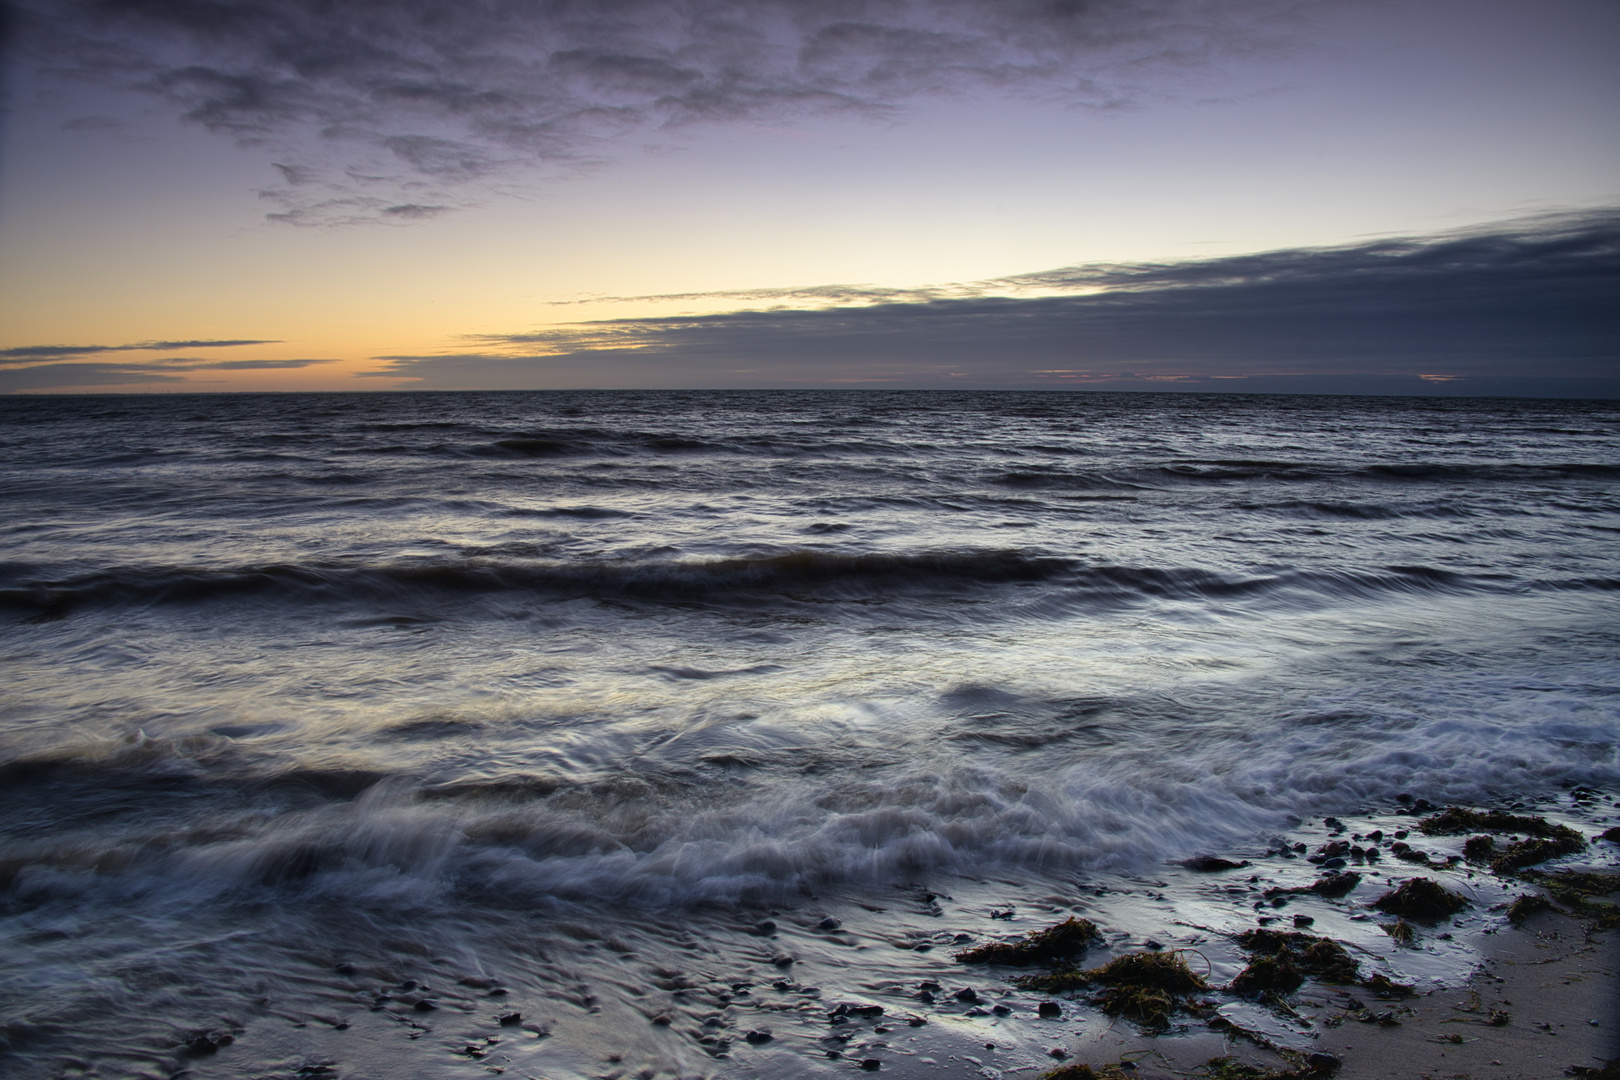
[1,390,1617,1077]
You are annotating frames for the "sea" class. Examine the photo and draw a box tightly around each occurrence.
[1,390,1617,1079]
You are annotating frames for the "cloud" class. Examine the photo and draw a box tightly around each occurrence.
[1,353,337,392]
[360,210,1620,396]
[11,0,1324,224]
[0,339,278,362]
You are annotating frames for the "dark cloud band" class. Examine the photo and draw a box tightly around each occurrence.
[362,210,1620,395]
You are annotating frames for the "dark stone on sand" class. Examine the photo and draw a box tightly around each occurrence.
[413,1000,437,1012]
[1038,1001,1062,1017]
[749,920,777,936]
[1602,826,1620,843]
[1374,877,1468,919]
[916,990,935,1002]
[908,1016,927,1026]
[818,917,842,930]
[991,1004,1011,1016]
[1293,915,1315,928]
[1179,856,1251,872]
[497,1011,521,1026]
[861,1060,882,1071]
[955,987,979,1003]
[771,954,794,967]
[1322,857,1346,869]
[1307,1051,1342,1074]
[651,1014,671,1026]
[831,1003,884,1019]
[744,1029,773,1044]
[334,963,356,976]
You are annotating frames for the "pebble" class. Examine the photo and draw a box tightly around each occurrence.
[749,920,777,936]
[818,917,841,930]
[1038,1001,1062,1018]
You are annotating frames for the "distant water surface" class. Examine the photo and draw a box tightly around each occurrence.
[1,391,1616,1077]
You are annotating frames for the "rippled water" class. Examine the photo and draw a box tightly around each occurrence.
[2,390,1617,1077]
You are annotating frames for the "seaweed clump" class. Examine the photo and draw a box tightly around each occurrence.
[955,917,1098,965]
[1417,807,1586,873]
[1229,930,1358,995]
[1018,950,1207,1030]
[1205,1055,1341,1079]
[1505,893,1554,924]
[1040,1066,1101,1080]
[1527,869,1620,929]
[1373,877,1468,919]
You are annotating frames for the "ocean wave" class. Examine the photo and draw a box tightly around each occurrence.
[0,550,1558,621]
[3,680,1613,912]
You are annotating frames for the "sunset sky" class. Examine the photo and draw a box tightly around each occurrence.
[2,0,1616,395]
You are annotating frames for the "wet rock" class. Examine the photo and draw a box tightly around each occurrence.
[1179,856,1252,872]
[748,920,777,936]
[1038,1000,1063,1018]
[1292,915,1314,928]
[771,954,794,967]
[496,1011,521,1026]
[861,1060,882,1071]
[1601,826,1620,843]
[1373,877,1468,919]
[830,1003,884,1019]
[182,1032,234,1056]
[818,917,841,930]
[651,1014,671,1026]
[1463,835,1496,862]
[907,1016,926,1027]
[991,1004,1012,1016]
[413,1000,437,1012]
[955,917,1099,965]
[334,963,356,976]
[954,987,980,1003]
[744,1029,773,1044]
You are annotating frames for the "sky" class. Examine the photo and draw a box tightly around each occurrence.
[1,0,1616,396]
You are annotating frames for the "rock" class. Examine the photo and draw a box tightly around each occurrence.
[954,988,979,1003]
[861,1060,882,1071]
[818,917,841,930]
[651,1014,671,1026]
[907,1016,926,1026]
[1038,1001,1062,1018]
[1178,856,1251,872]
[1293,915,1315,928]
[744,1029,772,1044]
[1306,1051,1341,1074]
[413,1000,437,1012]
[991,1004,1011,1016]
[771,954,794,967]
[496,1011,522,1026]
[749,920,777,936]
